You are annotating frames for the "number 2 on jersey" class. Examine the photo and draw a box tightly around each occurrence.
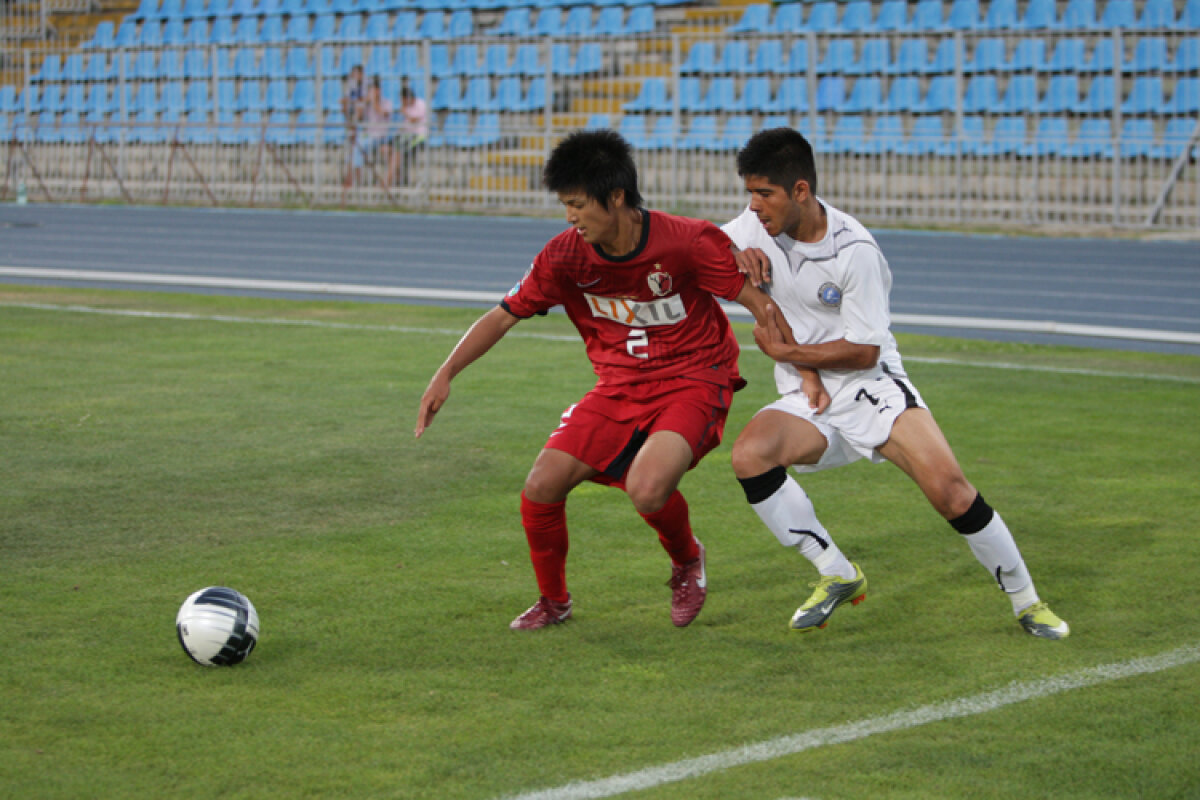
[627,329,649,359]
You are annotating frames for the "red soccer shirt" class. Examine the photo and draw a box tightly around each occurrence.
[501,211,747,388]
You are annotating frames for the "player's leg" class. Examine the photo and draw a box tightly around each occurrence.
[732,404,866,631]
[878,408,1068,639]
[510,447,598,630]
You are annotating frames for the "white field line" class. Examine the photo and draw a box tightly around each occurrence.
[4,301,1199,386]
[2,267,1199,346]
[495,643,1200,800]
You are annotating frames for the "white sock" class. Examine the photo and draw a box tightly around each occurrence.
[961,510,1039,614]
[750,475,856,580]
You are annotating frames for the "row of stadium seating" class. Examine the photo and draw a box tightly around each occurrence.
[46,34,1200,85]
[729,0,1199,34]
[11,70,1197,117]
[4,107,1195,161]
[127,0,682,20]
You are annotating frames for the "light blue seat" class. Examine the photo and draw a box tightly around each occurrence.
[417,11,446,38]
[873,0,909,30]
[262,47,287,79]
[617,113,649,149]
[1099,0,1136,28]
[510,44,542,76]
[1119,118,1156,158]
[982,0,1018,28]
[963,75,1001,112]
[570,43,604,75]
[233,82,264,112]
[84,53,114,82]
[759,114,792,131]
[734,76,772,111]
[946,0,980,28]
[889,39,930,73]
[532,7,563,36]
[715,114,755,150]
[843,76,883,112]
[1076,75,1115,112]
[1167,37,1200,72]
[1057,0,1097,28]
[62,83,87,113]
[33,54,62,83]
[445,9,473,39]
[728,3,770,33]
[747,39,783,73]
[804,1,839,32]
[897,114,948,155]
[185,81,212,111]
[491,77,524,112]
[763,76,809,112]
[84,21,116,49]
[911,0,945,30]
[624,77,670,112]
[680,41,716,74]
[915,75,957,112]
[562,6,593,36]
[839,0,874,32]
[1021,116,1071,156]
[778,40,810,73]
[459,77,493,111]
[1045,38,1087,71]
[1125,38,1169,73]
[676,77,704,111]
[1163,77,1200,114]
[694,77,737,112]
[592,6,626,36]
[490,7,531,35]
[1157,118,1199,159]
[1081,37,1115,72]
[1038,75,1081,112]
[1018,0,1057,28]
[815,39,855,74]
[772,3,805,33]
[827,115,865,154]
[678,115,719,150]
[846,39,890,74]
[480,44,512,75]
[584,113,610,130]
[881,75,922,111]
[430,78,463,110]
[710,40,752,74]
[85,84,114,114]
[1064,118,1113,157]
[860,115,906,154]
[996,74,1038,112]
[815,76,846,110]
[1122,76,1164,114]
[1007,38,1047,71]
[964,37,1006,72]
[391,11,418,39]
[925,38,960,72]
[624,5,656,35]
[264,79,290,110]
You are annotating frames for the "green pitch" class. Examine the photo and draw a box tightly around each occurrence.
[2,286,1198,800]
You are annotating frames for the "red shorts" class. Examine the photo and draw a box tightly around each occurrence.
[545,376,736,487]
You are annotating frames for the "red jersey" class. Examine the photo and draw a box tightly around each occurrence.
[501,211,747,389]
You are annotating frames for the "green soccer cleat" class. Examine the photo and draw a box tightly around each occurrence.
[1017,602,1070,640]
[790,563,867,632]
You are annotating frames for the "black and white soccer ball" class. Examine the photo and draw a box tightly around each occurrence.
[176,586,260,667]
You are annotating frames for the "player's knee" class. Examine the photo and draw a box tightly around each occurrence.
[731,432,778,479]
[523,470,570,505]
[625,479,672,515]
[930,475,977,520]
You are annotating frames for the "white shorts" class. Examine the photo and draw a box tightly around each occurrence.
[760,368,926,474]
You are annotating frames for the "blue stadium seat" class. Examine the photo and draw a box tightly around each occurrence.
[1007,38,1047,71]
[336,14,363,41]
[83,21,116,49]
[711,40,752,74]
[1119,118,1156,158]
[1020,116,1071,156]
[982,0,1018,28]
[772,2,805,33]
[847,39,890,74]
[1121,76,1164,114]
[624,5,656,35]
[1184,0,1200,27]
[1064,118,1113,157]
[911,0,945,30]
[262,47,288,79]
[489,7,531,35]
[1076,75,1115,112]
[816,40,855,74]
[491,77,524,112]
[430,78,462,110]
[763,76,809,112]
[1037,74,1081,112]
[0,86,18,112]
[889,39,930,73]
[778,40,811,73]
[680,41,717,74]
[1167,37,1200,72]
[881,76,922,111]
[233,82,264,112]
[449,44,482,76]
[84,84,114,114]
[843,76,884,111]
[873,0,909,30]
[925,39,960,72]
[1045,38,1087,72]
[946,0,981,28]
[1018,0,1057,27]
[896,115,948,155]
[1163,77,1200,114]
[646,116,681,151]
[84,53,113,82]
[521,77,547,112]
[827,115,865,154]
[715,114,755,150]
[264,80,290,110]
[33,54,61,83]
[185,81,212,111]
[391,11,418,39]
[996,74,1038,111]
[678,115,718,149]
[457,77,492,111]
[162,17,188,45]
[129,82,158,113]
[584,113,610,130]
[1057,0,1097,27]
[363,12,388,40]
[839,0,874,32]
[759,114,791,132]
[694,77,737,111]
[231,47,260,78]
[964,37,1007,72]
[1125,38,1169,73]
[510,44,543,76]
[734,77,772,111]
[815,76,846,110]
[1099,0,1136,28]
[532,7,563,36]
[963,75,1001,111]
[624,77,670,112]
[592,6,626,36]
[479,44,512,76]
[417,11,446,38]
[748,40,784,73]
[804,2,839,32]
[131,0,159,20]
[915,75,957,112]
[617,114,650,149]
[562,6,594,36]
[1157,118,1199,159]
[1081,37,1115,72]
[676,77,705,111]
[858,115,905,154]
[728,3,770,33]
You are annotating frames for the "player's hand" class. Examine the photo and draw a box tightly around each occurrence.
[753,303,794,363]
[415,374,450,438]
[734,247,772,289]
[800,370,831,414]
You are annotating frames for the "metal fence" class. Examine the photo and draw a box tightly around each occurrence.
[3,22,1199,231]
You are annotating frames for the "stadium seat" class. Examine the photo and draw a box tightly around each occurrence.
[1045,38,1087,72]
[759,114,791,132]
[624,5,656,35]
[1018,0,1057,28]
[734,77,772,111]
[185,81,212,112]
[839,0,874,32]
[458,77,493,111]
[1057,0,1098,27]
[772,2,805,33]
[532,7,563,37]
[84,84,114,115]
[162,17,187,45]
[880,76,922,111]
[1121,76,1164,114]
[1099,0,1136,28]
[83,21,116,50]
[847,39,890,75]
[728,3,770,33]
[584,113,610,130]
[1184,0,1200,27]
[0,86,18,112]
[233,82,264,112]
[489,7,531,36]
[1020,116,1071,156]
[1037,75,1081,112]
[889,39,930,73]
[1076,75,1116,112]
[131,0,159,20]
[1007,39,1048,71]
[763,77,809,112]
[711,40,752,74]
[84,53,113,82]
[646,116,681,150]
[510,44,543,76]
[264,80,290,110]
[678,115,718,149]
[1157,118,1199,160]
[676,77,705,111]
[1167,37,1200,72]
[592,6,626,36]
[778,40,811,73]
[1081,37,1116,72]
[1125,38,1169,73]
[914,75,957,112]
[617,114,650,149]
[491,77,525,112]
[804,2,839,32]
[417,11,446,38]
[897,114,948,155]
[925,39,961,73]
[843,76,884,112]
[748,40,784,74]
[946,0,981,28]
[963,75,1001,112]
[33,54,61,83]
[911,0,945,30]
[623,77,670,112]
[816,40,856,74]
[827,115,865,154]
[1064,118,1113,157]
[231,47,260,78]
[859,115,906,155]
[562,6,594,36]
[1163,77,1200,115]
[680,41,717,74]
[391,11,418,39]
[815,76,846,110]
[479,44,512,76]
[694,77,737,112]
[715,115,755,151]
[996,74,1038,112]
[873,0,909,30]
[964,37,1007,72]
[262,47,287,80]
[284,47,312,79]
[430,78,463,110]
[982,0,1018,28]
[1119,118,1156,158]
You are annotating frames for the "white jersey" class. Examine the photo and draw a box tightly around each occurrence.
[722,199,907,400]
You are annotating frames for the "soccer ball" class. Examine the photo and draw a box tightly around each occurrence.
[176,586,260,667]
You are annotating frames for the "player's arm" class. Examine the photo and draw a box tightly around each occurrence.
[415,305,521,438]
[731,245,772,290]
[733,281,830,413]
[754,303,880,370]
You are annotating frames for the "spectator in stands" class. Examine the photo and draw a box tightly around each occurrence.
[389,84,428,188]
[723,127,1070,641]
[341,65,366,197]
[344,75,393,194]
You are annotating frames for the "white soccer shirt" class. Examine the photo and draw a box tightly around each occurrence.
[722,198,907,399]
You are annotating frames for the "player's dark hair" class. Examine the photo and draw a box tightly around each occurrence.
[543,130,643,210]
[736,127,819,197]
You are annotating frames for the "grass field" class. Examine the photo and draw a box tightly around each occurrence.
[2,285,1199,800]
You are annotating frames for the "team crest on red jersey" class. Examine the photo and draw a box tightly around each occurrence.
[647,266,672,297]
